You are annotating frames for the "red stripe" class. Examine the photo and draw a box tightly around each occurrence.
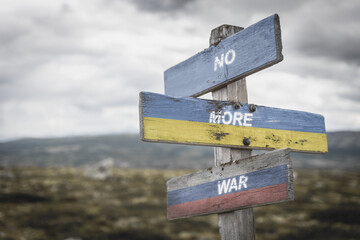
[168,183,289,220]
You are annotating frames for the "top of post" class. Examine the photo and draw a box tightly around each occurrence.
[209,24,243,47]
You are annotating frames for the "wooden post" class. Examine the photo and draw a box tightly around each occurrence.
[210,25,256,240]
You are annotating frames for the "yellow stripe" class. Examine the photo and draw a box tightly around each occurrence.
[143,117,328,153]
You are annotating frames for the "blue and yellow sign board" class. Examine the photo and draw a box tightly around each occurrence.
[140,92,328,153]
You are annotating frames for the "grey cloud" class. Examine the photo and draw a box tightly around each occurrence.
[240,0,310,12]
[60,3,72,15]
[288,2,360,65]
[0,24,28,45]
[75,97,139,112]
[128,0,195,13]
[295,25,360,65]
[1,0,360,141]
[340,90,360,103]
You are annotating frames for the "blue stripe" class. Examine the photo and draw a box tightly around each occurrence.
[141,92,326,134]
[167,164,288,206]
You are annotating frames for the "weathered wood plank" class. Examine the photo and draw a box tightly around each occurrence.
[166,148,294,220]
[213,80,251,166]
[209,25,244,47]
[218,209,255,240]
[164,14,283,98]
[214,79,254,240]
[139,92,328,153]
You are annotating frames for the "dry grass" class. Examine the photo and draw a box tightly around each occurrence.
[0,167,359,240]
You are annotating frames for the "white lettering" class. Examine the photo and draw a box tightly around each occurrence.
[222,111,232,125]
[209,111,253,126]
[243,113,253,127]
[238,176,248,190]
[225,49,236,65]
[209,111,222,123]
[214,54,224,71]
[218,176,248,195]
[214,49,236,71]
[218,179,231,195]
[232,112,243,126]
[228,177,238,192]
[215,111,222,123]
[209,111,215,123]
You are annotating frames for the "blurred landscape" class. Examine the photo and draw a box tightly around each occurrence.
[0,167,359,240]
[1,131,359,170]
[0,131,359,240]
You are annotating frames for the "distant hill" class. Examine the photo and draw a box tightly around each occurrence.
[0,132,359,170]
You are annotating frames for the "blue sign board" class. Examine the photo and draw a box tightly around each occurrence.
[164,14,283,97]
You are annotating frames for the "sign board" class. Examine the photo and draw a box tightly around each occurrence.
[164,14,283,98]
[140,92,328,153]
[167,148,294,220]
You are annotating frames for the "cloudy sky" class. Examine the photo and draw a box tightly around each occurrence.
[0,0,359,141]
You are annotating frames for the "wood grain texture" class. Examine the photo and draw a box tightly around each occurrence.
[139,92,328,153]
[213,79,251,165]
[214,79,254,240]
[166,148,294,220]
[209,25,244,47]
[164,14,283,98]
[218,209,255,240]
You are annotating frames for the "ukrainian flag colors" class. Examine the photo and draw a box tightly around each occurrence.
[140,92,328,153]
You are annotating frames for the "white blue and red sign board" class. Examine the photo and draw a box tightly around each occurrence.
[164,14,283,98]
[167,148,293,220]
[140,92,328,153]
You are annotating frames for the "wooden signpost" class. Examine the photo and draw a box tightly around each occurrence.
[167,148,293,220]
[164,14,282,98]
[139,14,328,240]
[140,92,328,153]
